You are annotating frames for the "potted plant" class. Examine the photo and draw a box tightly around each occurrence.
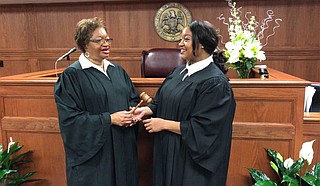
[249,140,320,186]
[0,137,36,185]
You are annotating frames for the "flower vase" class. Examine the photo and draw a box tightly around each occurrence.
[236,68,251,79]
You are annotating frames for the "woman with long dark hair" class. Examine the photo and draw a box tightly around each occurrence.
[134,20,236,186]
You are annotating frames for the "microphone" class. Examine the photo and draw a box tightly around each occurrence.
[56,47,77,62]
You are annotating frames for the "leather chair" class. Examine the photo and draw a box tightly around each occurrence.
[141,48,185,78]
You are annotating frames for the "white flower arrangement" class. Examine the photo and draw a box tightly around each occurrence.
[217,0,282,76]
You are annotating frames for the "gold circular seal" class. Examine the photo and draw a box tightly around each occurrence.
[154,3,192,42]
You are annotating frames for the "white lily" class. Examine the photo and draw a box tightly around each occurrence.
[243,48,254,58]
[299,139,315,165]
[283,158,294,169]
[227,50,240,63]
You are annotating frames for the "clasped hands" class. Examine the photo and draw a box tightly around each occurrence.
[130,107,165,133]
[110,108,145,127]
[111,107,165,133]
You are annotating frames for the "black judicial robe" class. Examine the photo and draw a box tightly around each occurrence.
[148,63,236,186]
[54,61,139,186]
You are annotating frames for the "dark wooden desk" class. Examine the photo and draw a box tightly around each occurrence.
[0,68,311,186]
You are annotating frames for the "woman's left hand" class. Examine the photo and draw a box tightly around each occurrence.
[142,118,164,133]
[143,118,181,135]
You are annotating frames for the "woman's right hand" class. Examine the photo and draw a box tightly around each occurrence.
[110,111,134,127]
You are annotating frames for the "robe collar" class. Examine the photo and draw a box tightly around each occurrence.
[180,55,213,81]
[79,53,115,78]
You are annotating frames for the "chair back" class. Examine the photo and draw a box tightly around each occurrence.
[141,48,185,78]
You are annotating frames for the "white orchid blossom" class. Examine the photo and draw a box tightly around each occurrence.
[257,51,266,61]
[299,139,315,165]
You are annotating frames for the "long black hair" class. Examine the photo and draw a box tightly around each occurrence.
[188,20,228,74]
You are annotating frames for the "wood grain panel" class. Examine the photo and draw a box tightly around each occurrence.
[0,5,31,50]
[233,122,294,139]
[227,139,291,186]
[2,117,59,132]
[0,59,36,77]
[34,3,101,50]
[4,97,57,117]
[3,131,66,186]
[104,3,181,48]
[0,0,319,82]
[234,99,293,123]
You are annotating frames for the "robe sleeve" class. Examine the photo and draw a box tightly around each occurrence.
[180,76,236,173]
[123,69,140,108]
[122,68,140,136]
[54,67,111,167]
[148,75,173,117]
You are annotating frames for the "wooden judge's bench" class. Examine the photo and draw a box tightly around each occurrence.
[0,68,318,186]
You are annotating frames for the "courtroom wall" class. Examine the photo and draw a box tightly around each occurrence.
[0,0,319,81]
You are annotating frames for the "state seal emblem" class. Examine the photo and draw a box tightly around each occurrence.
[154,3,192,42]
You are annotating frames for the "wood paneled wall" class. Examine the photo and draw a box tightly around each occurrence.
[0,0,319,81]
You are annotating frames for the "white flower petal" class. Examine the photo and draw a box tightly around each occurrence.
[225,42,234,50]
[299,139,315,165]
[284,158,294,169]
[244,49,254,58]
[257,51,266,61]
[7,136,15,153]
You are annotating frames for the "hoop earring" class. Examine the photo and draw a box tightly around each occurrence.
[85,51,89,58]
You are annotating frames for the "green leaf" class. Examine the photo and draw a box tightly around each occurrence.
[300,174,317,186]
[310,163,320,178]
[285,158,304,177]
[249,168,271,182]
[0,169,16,179]
[282,175,299,186]
[0,141,36,184]
[4,172,36,185]
[270,161,279,175]
[265,149,286,174]
[253,180,278,186]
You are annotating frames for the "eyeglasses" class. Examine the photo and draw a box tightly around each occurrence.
[89,38,113,45]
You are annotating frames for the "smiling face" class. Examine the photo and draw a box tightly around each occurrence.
[179,27,193,61]
[179,27,204,64]
[179,27,213,65]
[85,27,111,65]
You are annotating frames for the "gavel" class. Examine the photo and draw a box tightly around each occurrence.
[130,92,152,114]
